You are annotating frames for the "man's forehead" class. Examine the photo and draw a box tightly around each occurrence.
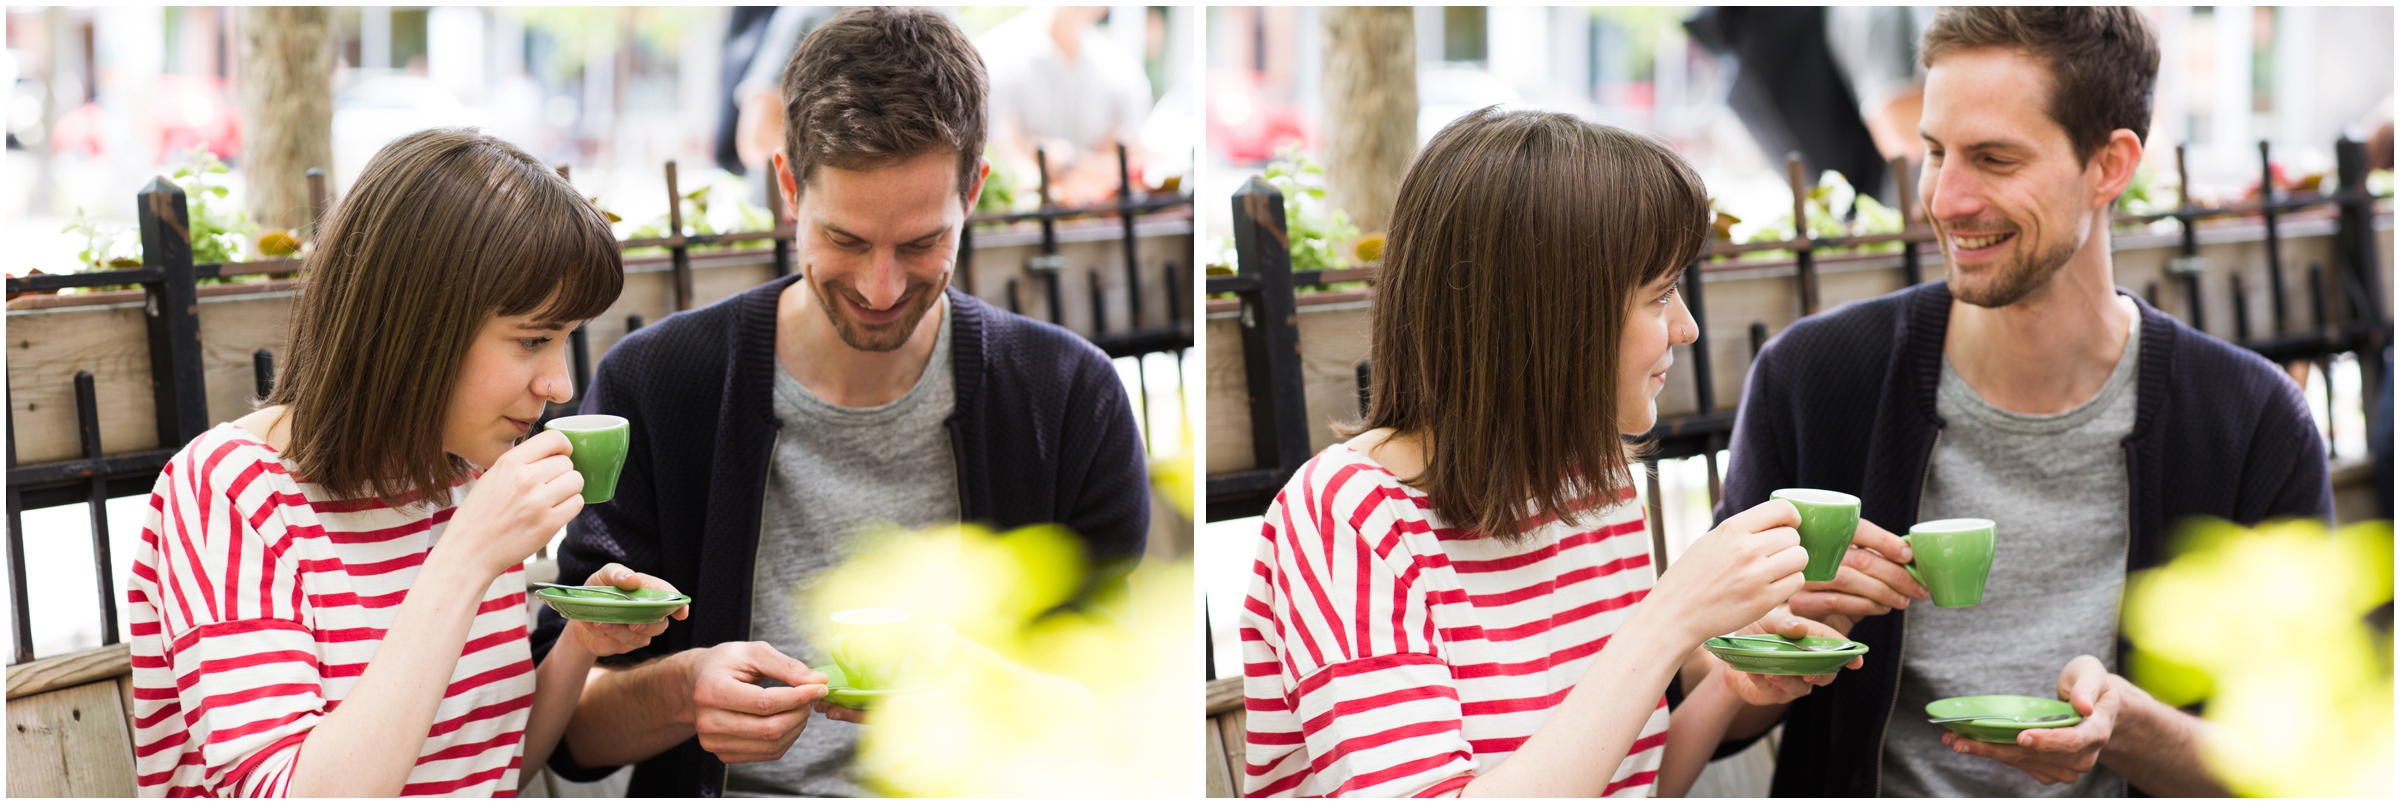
[798,153,965,232]
[1921,49,2067,150]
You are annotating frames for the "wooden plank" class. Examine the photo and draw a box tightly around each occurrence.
[1205,675,1245,715]
[6,644,132,701]
[1203,712,1236,799]
[6,679,138,797]
[1216,705,1249,776]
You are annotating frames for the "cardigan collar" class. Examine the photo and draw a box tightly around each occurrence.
[731,274,988,430]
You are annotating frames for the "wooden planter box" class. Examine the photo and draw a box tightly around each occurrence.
[1205,218,2392,475]
[6,219,1192,467]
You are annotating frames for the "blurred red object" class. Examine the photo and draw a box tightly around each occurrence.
[47,75,242,163]
[154,75,243,163]
[1208,69,1313,163]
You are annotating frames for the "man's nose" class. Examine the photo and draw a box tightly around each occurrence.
[1924,161,1987,225]
[857,250,909,309]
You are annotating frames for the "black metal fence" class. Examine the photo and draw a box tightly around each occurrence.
[4,146,1193,666]
[1205,137,2392,531]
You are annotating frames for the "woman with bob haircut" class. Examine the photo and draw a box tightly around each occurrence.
[1239,107,1858,798]
[124,127,685,797]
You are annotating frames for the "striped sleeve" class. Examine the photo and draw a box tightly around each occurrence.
[142,439,325,797]
[1269,459,1475,797]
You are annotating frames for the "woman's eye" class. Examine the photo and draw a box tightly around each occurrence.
[520,337,552,350]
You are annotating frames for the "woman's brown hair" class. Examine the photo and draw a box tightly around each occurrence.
[263,127,622,506]
[1352,107,1710,541]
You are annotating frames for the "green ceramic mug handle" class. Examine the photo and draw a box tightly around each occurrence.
[1897,534,1924,585]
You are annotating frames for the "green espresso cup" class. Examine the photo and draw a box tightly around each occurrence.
[544,414,629,504]
[828,608,918,691]
[1771,488,1862,582]
[1900,518,1996,607]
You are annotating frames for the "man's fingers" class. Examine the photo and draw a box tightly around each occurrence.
[1787,590,1892,621]
[1838,548,1928,602]
[1814,564,1914,610]
[1850,519,1911,563]
[700,676,827,716]
[735,642,830,689]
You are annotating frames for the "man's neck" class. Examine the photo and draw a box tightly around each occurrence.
[1944,226,2138,416]
[776,280,946,408]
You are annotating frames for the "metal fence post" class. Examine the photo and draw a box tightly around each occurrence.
[1235,177,1311,476]
[137,177,210,451]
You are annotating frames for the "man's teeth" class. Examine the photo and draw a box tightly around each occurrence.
[1953,233,2009,250]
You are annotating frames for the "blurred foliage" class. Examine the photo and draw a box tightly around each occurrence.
[1352,232,1386,264]
[2121,518,2393,797]
[956,6,1030,36]
[974,149,1022,216]
[802,524,1194,796]
[1723,169,1902,260]
[625,184,775,255]
[2116,160,2180,218]
[169,146,258,266]
[51,147,261,289]
[1258,146,1361,273]
[514,6,705,78]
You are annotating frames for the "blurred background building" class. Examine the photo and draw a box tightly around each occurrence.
[1202,6,2393,252]
[4,5,1198,276]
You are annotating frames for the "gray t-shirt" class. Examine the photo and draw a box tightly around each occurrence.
[725,306,961,797]
[1880,305,2139,798]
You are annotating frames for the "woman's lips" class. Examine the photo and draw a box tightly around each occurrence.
[506,416,534,436]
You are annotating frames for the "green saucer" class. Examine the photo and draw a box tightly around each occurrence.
[1701,635,1868,675]
[1926,695,2082,743]
[818,664,942,710]
[533,586,689,624]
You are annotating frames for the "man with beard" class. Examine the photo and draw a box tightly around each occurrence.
[525,8,1149,797]
[1707,7,2328,797]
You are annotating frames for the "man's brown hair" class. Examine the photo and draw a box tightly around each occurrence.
[1352,107,1711,541]
[781,7,988,204]
[264,127,622,507]
[1920,6,2160,163]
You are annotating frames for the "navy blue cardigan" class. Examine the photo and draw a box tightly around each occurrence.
[528,277,1150,796]
[1712,281,2329,797]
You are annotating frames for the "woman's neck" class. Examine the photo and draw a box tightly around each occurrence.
[1346,427,1429,480]
[234,405,294,452]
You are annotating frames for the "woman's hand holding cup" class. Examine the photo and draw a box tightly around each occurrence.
[1647,499,1810,645]
[439,429,583,579]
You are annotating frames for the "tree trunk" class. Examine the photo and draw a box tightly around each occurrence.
[1321,7,1417,236]
[237,7,334,234]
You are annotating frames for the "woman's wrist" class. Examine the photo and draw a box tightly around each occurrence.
[1601,605,1706,679]
[419,539,507,595]
[551,623,598,668]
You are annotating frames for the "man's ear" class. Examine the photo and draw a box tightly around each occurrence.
[963,156,992,214]
[2090,129,2143,210]
[773,148,801,223]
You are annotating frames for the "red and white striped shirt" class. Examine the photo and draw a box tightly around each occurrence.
[1240,445,1667,798]
[127,423,535,797]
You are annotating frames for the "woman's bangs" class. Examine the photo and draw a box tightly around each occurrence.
[493,178,625,326]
